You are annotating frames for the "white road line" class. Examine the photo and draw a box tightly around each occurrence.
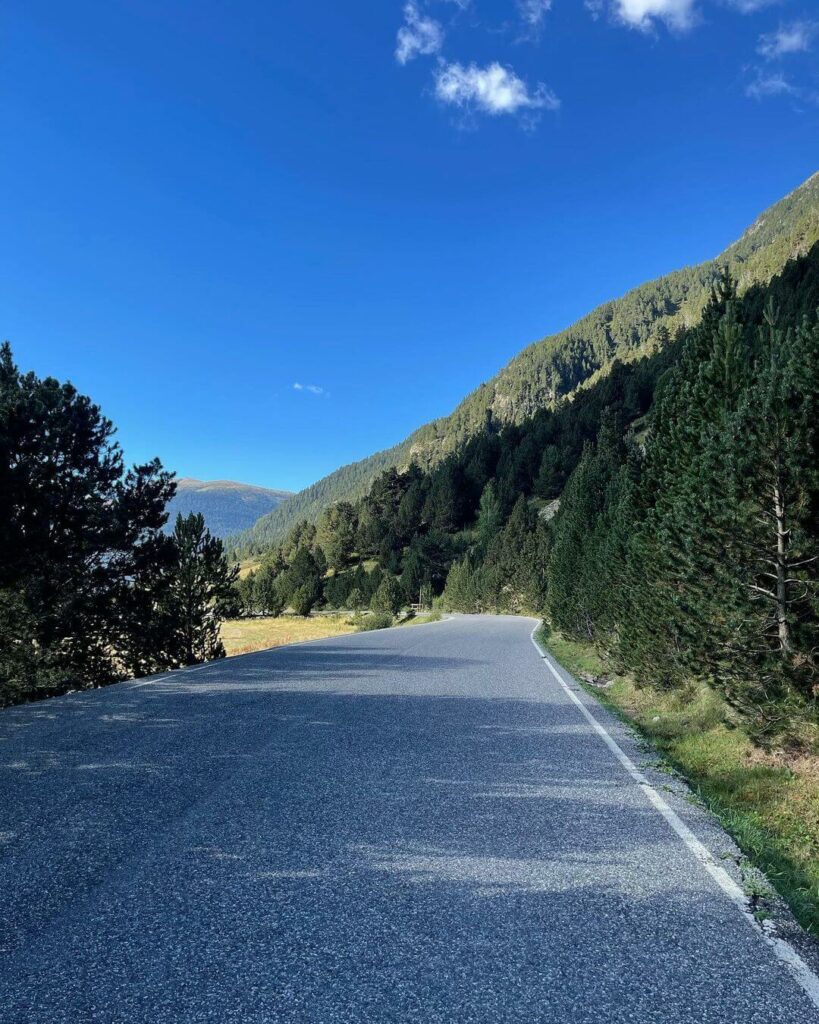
[529,624,819,1012]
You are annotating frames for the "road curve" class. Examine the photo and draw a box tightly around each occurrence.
[0,614,816,1023]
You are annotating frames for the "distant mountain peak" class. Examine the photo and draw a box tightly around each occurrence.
[167,478,293,539]
[176,477,292,497]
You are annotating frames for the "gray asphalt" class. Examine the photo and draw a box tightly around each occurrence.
[0,614,816,1023]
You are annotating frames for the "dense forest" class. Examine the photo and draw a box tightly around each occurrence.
[237,243,819,735]
[0,345,238,706]
[231,172,819,554]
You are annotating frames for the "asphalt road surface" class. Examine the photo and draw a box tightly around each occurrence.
[1,614,817,1023]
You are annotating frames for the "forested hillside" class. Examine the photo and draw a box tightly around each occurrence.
[231,172,819,555]
[165,478,291,538]
[235,242,818,729]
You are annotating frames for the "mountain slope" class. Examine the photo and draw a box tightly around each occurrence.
[231,171,819,555]
[166,479,292,539]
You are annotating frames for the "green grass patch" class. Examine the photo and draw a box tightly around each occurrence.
[537,624,819,937]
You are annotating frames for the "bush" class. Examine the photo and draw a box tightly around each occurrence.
[370,576,404,616]
[290,582,319,617]
[354,611,394,632]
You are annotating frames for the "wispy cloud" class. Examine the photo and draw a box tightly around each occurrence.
[726,0,779,13]
[757,20,817,60]
[396,1,444,64]
[518,0,553,30]
[293,382,327,396]
[744,69,796,98]
[613,0,698,32]
[434,61,560,118]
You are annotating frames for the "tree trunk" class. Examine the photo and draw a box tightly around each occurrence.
[773,475,791,656]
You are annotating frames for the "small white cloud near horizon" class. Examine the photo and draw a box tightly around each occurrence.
[434,61,560,117]
[613,0,698,32]
[293,382,327,396]
[396,2,444,64]
[758,20,817,60]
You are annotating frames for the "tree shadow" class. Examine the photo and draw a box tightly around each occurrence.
[0,639,815,1021]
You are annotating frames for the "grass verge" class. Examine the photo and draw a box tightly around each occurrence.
[400,610,443,627]
[221,614,355,656]
[537,624,819,938]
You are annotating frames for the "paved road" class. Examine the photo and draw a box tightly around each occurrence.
[1,615,817,1023]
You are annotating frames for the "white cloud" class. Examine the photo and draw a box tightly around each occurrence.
[726,0,778,13]
[396,2,444,65]
[434,61,560,116]
[518,0,553,28]
[758,20,817,60]
[293,383,327,396]
[613,0,698,31]
[745,69,795,98]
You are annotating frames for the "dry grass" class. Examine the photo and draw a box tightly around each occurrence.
[539,624,819,937]
[220,614,355,657]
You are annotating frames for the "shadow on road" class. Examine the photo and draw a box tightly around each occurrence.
[0,627,814,1022]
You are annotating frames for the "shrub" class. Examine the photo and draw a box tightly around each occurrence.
[290,582,320,617]
[355,611,394,632]
[370,576,404,616]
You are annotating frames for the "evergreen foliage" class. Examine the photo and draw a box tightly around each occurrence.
[235,240,818,738]
[230,174,819,555]
[0,346,238,704]
[370,576,404,616]
[551,253,819,732]
[163,513,239,665]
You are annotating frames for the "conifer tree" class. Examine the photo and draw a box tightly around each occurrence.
[370,575,404,616]
[279,546,324,615]
[721,308,819,698]
[0,342,176,697]
[475,481,504,555]
[316,502,357,571]
[163,513,239,665]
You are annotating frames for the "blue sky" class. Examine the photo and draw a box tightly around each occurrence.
[2,1,817,492]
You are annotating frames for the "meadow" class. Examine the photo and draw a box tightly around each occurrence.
[220,614,356,656]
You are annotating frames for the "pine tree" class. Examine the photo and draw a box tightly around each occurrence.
[316,502,357,571]
[254,565,287,617]
[370,576,404,616]
[723,308,818,697]
[443,559,482,612]
[163,513,239,665]
[475,481,504,555]
[279,546,324,615]
[0,343,177,697]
